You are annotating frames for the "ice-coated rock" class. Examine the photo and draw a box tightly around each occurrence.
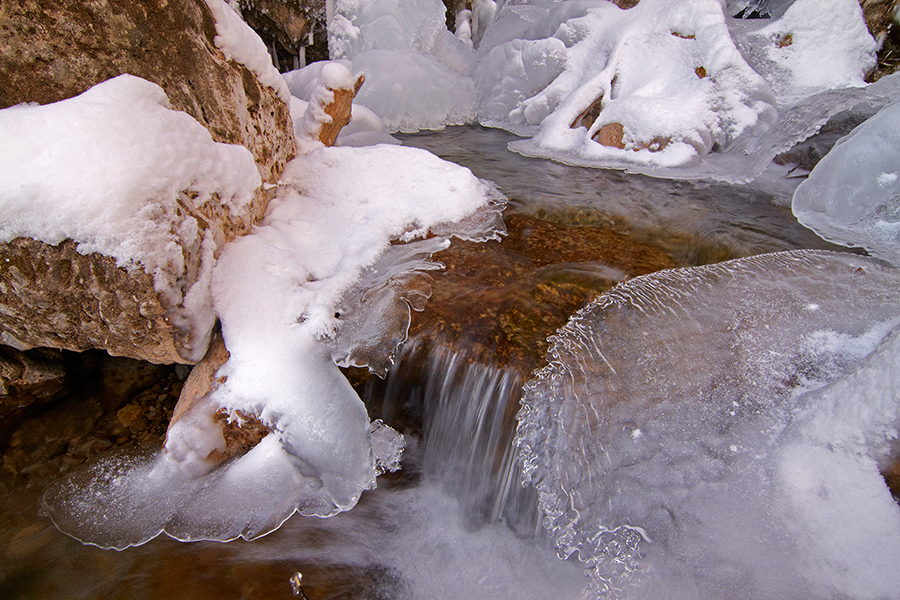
[517,249,900,599]
[793,100,900,266]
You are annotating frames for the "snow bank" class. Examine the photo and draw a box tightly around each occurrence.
[325,0,477,131]
[203,0,291,102]
[495,0,777,168]
[793,101,900,266]
[318,0,884,181]
[517,249,900,599]
[0,74,262,356]
[42,143,506,548]
[741,0,876,105]
[500,0,877,176]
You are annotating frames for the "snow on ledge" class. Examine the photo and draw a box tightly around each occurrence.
[203,0,292,103]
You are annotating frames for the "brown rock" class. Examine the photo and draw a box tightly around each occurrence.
[594,122,626,149]
[571,95,604,129]
[0,346,69,419]
[695,66,707,78]
[99,355,169,412]
[0,238,192,364]
[166,331,270,461]
[0,0,297,363]
[168,331,230,429]
[861,0,900,81]
[635,137,670,152]
[778,33,793,48]
[211,408,271,460]
[318,73,366,147]
[234,0,326,70]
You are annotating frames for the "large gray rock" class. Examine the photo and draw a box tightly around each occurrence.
[0,0,297,364]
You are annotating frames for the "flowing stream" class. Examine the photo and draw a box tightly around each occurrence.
[0,125,868,599]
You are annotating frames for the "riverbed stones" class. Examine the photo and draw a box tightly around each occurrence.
[0,0,296,364]
[409,212,680,374]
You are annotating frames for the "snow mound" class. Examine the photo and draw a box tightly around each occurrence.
[42,143,506,549]
[325,0,477,131]
[517,249,900,599]
[793,101,900,266]
[500,0,878,179]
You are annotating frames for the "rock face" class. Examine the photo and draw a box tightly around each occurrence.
[0,347,69,421]
[0,0,297,364]
[233,0,328,70]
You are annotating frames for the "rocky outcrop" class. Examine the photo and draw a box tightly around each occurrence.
[316,73,366,146]
[0,0,297,364]
[166,66,364,460]
[0,347,69,421]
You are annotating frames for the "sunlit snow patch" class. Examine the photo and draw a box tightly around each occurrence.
[517,249,900,599]
[793,101,900,266]
[42,144,506,550]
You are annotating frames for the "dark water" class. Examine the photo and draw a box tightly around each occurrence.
[0,125,844,600]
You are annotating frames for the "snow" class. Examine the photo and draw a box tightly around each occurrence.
[793,100,900,266]
[41,141,506,548]
[517,249,900,599]
[0,74,261,360]
[323,0,477,131]
[284,60,399,146]
[302,0,886,181]
[747,0,876,104]
[202,0,291,102]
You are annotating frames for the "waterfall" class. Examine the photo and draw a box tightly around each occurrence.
[367,337,543,538]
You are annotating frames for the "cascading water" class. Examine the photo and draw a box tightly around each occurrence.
[369,338,542,537]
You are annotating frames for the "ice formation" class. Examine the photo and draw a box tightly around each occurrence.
[0,74,261,360]
[287,0,894,181]
[793,101,900,266]
[327,0,477,131]
[42,139,506,549]
[503,0,878,178]
[516,249,900,599]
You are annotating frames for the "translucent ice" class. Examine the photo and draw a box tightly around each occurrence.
[517,249,900,599]
[793,101,900,266]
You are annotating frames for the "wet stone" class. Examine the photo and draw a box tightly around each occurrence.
[408,212,680,374]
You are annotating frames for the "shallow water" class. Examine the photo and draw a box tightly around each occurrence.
[0,125,854,599]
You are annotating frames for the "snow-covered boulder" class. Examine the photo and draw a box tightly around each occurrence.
[0,0,296,364]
